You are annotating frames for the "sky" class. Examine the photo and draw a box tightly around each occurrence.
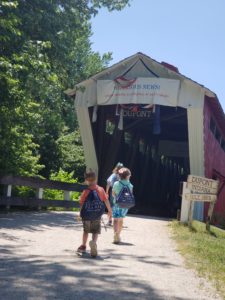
[91,0,225,111]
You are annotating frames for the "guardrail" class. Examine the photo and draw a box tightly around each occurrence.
[0,175,86,210]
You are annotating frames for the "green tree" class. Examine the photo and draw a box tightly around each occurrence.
[56,130,85,181]
[0,0,130,178]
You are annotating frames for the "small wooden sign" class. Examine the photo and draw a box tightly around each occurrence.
[185,193,217,202]
[187,175,219,194]
[184,175,219,231]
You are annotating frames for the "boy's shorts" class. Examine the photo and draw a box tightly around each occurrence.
[82,219,101,234]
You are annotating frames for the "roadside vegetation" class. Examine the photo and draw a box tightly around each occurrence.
[0,0,130,185]
[171,220,225,298]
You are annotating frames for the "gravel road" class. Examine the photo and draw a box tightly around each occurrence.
[0,211,221,300]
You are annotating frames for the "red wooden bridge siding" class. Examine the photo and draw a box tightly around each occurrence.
[203,97,225,223]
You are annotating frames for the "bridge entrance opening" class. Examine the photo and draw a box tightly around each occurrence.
[90,105,189,218]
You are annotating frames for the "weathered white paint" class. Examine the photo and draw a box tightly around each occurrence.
[180,182,191,223]
[75,105,98,174]
[6,184,12,210]
[36,188,43,199]
[6,185,12,197]
[64,191,70,201]
[187,106,205,220]
[36,187,43,210]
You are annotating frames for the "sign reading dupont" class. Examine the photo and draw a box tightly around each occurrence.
[181,175,219,229]
[97,78,180,106]
[187,175,219,194]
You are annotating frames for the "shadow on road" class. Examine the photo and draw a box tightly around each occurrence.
[0,250,190,300]
[0,211,80,231]
[0,212,192,300]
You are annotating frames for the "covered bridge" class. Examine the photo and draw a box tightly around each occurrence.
[66,52,225,221]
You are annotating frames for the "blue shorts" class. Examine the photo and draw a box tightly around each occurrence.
[112,204,128,219]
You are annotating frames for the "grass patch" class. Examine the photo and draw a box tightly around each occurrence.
[170,220,225,298]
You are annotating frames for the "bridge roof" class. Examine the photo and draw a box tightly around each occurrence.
[65,52,224,131]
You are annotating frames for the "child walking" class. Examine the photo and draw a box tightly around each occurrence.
[77,170,112,257]
[106,162,123,226]
[112,167,133,244]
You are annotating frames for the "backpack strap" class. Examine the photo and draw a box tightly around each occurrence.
[83,188,91,195]
[86,187,101,200]
[119,181,132,192]
[83,188,94,201]
[85,187,96,193]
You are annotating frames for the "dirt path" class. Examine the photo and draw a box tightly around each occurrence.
[0,212,221,300]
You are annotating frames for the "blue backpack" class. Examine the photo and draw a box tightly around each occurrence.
[116,182,135,209]
[80,189,105,221]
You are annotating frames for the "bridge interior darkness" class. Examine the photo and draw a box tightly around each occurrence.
[90,105,190,217]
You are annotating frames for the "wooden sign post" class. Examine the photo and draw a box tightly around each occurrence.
[180,182,191,223]
[185,175,219,230]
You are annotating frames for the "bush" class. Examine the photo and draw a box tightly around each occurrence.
[43,169,80,201]
[13,186,36,198]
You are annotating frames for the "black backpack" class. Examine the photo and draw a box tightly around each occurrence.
[116,182,135,209]
[80,189,105,221]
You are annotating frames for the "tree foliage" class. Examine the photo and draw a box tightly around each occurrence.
[0,0,130,179]
[43,168,80,201]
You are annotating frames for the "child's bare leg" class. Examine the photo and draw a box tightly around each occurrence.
[118,218,123,235]
[90,233,98,257]
[113,219,119,233]
[113,219,121,243]
[92,233,98,243]
[82,232,88,246]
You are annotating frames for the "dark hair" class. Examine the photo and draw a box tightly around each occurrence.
[84,169,96,181]
[118,167,131,180]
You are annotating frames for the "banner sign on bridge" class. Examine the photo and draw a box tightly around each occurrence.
[97,78,180,106]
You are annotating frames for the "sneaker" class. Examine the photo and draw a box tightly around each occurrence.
[77,245,86,253]
[89,240,98,257]
[113,233,120,244]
